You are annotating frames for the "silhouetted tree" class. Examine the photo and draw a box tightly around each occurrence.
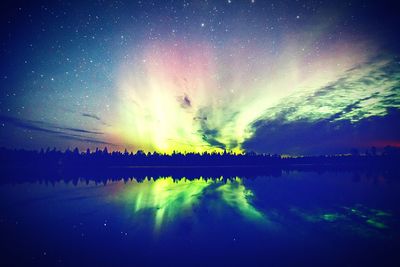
[383,145,400,156]
[350,148,359,156]
[371,146,377,156]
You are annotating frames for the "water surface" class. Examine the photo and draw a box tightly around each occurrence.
[1,171,399,266]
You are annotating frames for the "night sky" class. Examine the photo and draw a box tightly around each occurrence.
[0,0,399,155]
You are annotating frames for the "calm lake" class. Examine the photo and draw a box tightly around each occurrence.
[1,171,399,266]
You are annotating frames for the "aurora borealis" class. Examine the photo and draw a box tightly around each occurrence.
[1,0,399,154]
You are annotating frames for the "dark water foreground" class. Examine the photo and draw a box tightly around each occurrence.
[1,170,400,266]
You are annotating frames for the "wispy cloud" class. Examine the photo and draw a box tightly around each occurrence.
[252,57,400,128]
[82,113,101,121]
[0,115,62,134]
[0,115,112,145]
[60,127,103,135]
[177,94,192,109]
[57,134,115,146]
[81,112,109,126]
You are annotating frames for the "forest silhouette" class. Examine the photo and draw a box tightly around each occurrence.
[1,146,399,183]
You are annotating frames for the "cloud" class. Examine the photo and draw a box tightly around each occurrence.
[254,57,400,126]
[177,94,192,109]
[243,109,400,155]
[81,112,109,126]
[60,127,103,135]
[82,113,101,121]
[0,115,62,135]
[240,57,400,154]
[0,115,110,145]
[57,134,115,146]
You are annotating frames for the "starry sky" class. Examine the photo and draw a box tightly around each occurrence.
[0,0,399,155]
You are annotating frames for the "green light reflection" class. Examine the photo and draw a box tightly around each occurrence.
[291,204,393,236]
[118,177,265,231]
[216,178,264,221]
